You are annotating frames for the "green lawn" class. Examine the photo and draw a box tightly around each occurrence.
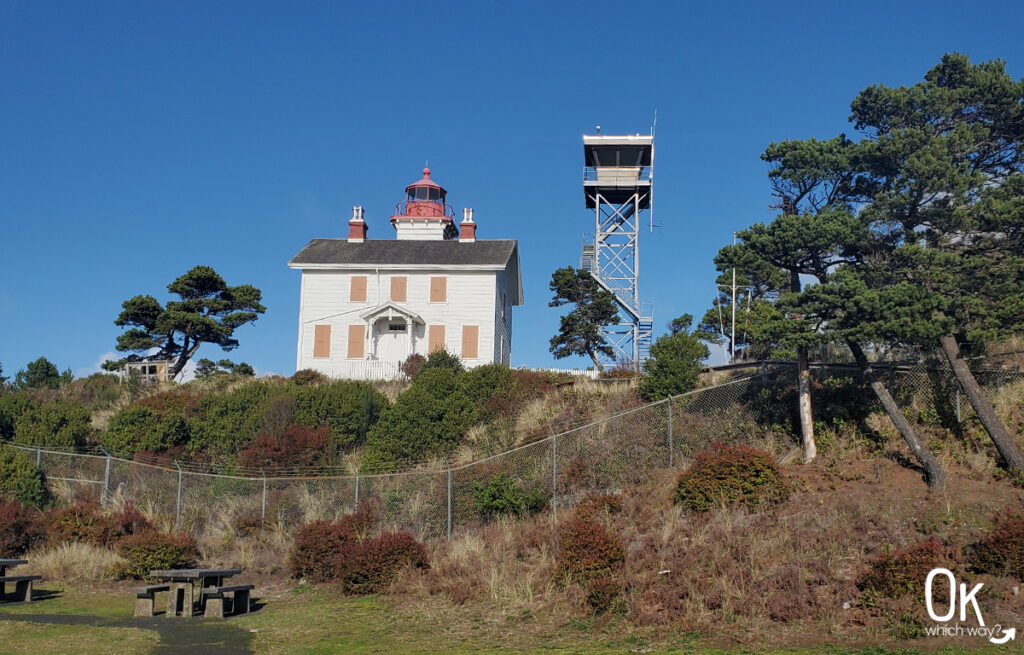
[1,584,1020,654]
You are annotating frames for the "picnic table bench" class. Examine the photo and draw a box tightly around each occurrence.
[0,559,42,603]
[143,568,250,618]
[200,584,255,618]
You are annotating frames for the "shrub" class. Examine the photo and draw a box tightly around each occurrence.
[188,382,283,454]
[344,532,429,594]
[673,443,789,513]
[70,373,123,410]
[0,393,34,439]
[400,354,426,380]
[0,446,50,507]
[102,403,191,454]
[111,531,200,580]
[458,364,514,422]
[292,381,387,448]
[0,498,45,556]
[45,501,119,547]
[637,320,709,401]
[419,349,464,375]
[237,424,331,469]
[586,575,623,614]
[13,399,92,448]
[362,368,476,471]
[290,519,359,582]
[113,501,153,537]
[574,492,623,521]
[289,507,380,583]
[965,510,1024,577]
[858,539,950,599]
[233,509,264,537]
[292,369,327,386]
[558,519,625,582]
[472,473,548,520]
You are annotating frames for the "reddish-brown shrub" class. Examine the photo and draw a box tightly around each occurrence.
[289,508,423,591]
[559,519,626,581]
[343,531,430,593]
[966,509,1024,577]
[137,391,199,415]
[111,530,201,580]
[674,443,789,513]
[45,501,119,547]
[0,498,45,556]
[237,424,330,469]
[586,575,623,614]
[289,519,357,582]
[114,500,153,537]
[574,492,623,521]
[858,539,951,598]
[400,354,426,380]
[233,509,264,537]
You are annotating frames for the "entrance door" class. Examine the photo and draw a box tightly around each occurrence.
[375,318,409,363]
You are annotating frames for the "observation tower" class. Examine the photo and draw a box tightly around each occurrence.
[578,133,654,369]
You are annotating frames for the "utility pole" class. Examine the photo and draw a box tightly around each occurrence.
[731,232,737,363]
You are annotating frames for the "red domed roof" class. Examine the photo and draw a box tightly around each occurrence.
[406,167,443,190]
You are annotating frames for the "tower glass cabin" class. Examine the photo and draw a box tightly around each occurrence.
[579,134,654,369]
[389,168,459,240]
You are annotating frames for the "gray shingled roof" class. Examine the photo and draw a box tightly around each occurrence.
[289,239,518,268]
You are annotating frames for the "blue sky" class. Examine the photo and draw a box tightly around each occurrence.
[2,1,1023,377]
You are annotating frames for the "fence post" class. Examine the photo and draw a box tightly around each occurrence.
[36,447,41,466]
[446,466,452,539]
[551,427,557,511]
[955,382,962,423]
[102,451,111,507]
[760,362,768,387]
[261,472,268,521]
[174,461,183,532]
[354,471,360,509]
[667,397,674,468]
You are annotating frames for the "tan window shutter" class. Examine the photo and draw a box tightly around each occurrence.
[347,324,365,359]
[430,276,447,302]
[391,276,407,302]
[313,325,332,358]
[350,276,367,302]
[429,325,446,353]
[462,325,479,359]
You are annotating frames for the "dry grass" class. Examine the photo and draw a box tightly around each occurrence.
[384,456,1024,647]
[23,542,124,581]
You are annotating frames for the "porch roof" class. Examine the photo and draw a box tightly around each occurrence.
[358,301,425,324]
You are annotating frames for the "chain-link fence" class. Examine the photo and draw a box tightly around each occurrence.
[5,360,1022,540]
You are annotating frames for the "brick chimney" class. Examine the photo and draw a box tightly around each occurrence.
[348,206,368,243]
[459,208,477,243]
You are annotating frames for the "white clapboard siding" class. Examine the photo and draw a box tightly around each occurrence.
[296,268,501,377]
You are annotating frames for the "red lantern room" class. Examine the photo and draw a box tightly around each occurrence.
[390,168,459,240]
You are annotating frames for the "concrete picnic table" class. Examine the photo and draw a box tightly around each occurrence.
[149,569,241,617]
[1,558,40,602]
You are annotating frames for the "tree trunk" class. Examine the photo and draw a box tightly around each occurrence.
[797,346,816,462]
[939,335,1024,471]
[847,340,945,489]
[588,349,605,374]
[169,340,202,380]
[790,270,816,462]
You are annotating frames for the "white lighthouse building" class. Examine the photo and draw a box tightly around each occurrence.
[288,168,523,379]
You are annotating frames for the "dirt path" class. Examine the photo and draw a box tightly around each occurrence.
[0,612,255,654]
